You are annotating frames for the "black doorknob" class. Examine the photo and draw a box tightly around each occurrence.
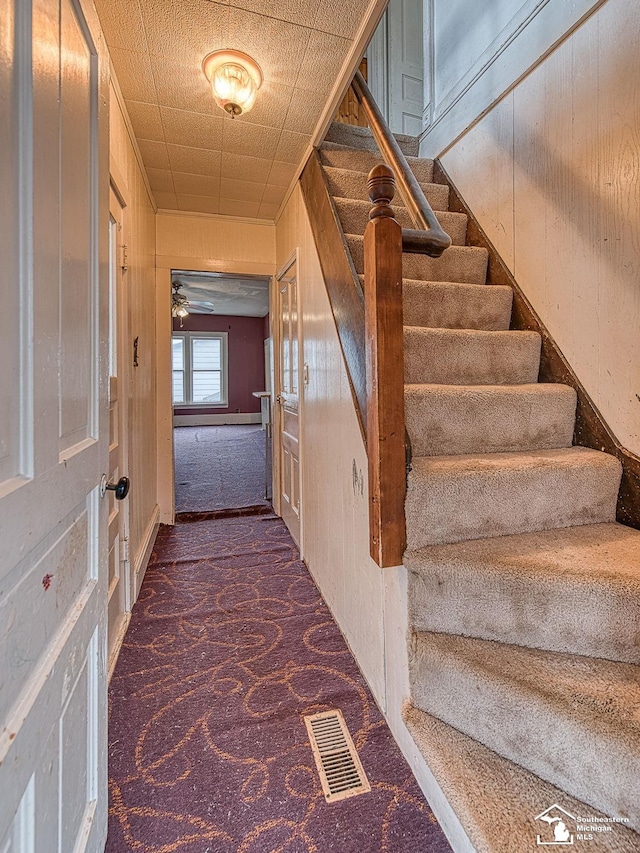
[106,476,130,500]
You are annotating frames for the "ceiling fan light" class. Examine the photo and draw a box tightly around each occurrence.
[202,50,263,117]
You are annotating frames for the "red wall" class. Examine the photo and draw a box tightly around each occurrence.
[173,314,266,415]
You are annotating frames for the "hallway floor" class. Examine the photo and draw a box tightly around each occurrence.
[106,514,452,852]
[174,425,269,514]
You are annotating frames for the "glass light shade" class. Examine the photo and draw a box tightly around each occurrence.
[211,63,257,116]
[176,305,189,318]
[202,50,263,117]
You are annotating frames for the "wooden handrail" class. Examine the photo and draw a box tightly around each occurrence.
[364,165,406,567]
[351,71,451,258]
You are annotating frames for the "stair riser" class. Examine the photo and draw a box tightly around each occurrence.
[405,453,622,548]
[348,237,489,284]
[335,200,467,244]
[325,123,419,156]
[404,705,640,852]
[402,281,513,330]
[409,643,640,828]
[320,144,434,182]
[404,329,541,385]
[405,385,577,456]
[326,167,449,210]
[407,562,640,664]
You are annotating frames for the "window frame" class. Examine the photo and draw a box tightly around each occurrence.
[171,331,229,407]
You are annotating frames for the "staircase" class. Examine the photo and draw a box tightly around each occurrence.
[319,122,640,851]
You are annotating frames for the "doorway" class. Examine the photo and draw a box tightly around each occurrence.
[170,270,273,516]
[275,253,301,545]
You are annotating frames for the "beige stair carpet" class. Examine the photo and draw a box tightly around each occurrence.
[404,705,640,853]
[409,632,640,828]
[319,122,639,846]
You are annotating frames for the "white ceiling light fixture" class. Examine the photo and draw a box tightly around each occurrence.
[202,49,263,118]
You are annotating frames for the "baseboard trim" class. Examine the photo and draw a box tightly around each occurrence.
[133,504,160,600]
[173,413,262,427]
[107,612,131,683]
[434,160,640,531]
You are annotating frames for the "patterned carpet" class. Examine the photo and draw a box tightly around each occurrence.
[174,425,269,513]
[107,515,453,852]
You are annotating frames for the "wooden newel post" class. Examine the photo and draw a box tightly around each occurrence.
[364,164,406,567]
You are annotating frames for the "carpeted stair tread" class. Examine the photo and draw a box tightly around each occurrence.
[399,278,513,330]
[409,632,640,826]
[405,383,577,456]
[325,165,449,210]
[325,121,419,156]
[406,522,640,663]
[405,447,622,548]
[334,198,467,244]
[359,275,514,330]
[403,704,640,852]
[320,141,434,183]
[348,235,489,283]
[404,327,541,386]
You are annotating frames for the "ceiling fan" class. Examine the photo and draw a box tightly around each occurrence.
[171,281,190,327]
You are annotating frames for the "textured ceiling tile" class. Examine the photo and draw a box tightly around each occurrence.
[283,87,327,134]
[257,201,280,220]
[142,0,229,59]
[224,81,293,129]
[220,176,266,202]
[126,100,165,141]
[219,198,261,218]
[94,0,147,52]
[146,168,175,193]
[261,184,287,205]
[172,171,221,196]
[267,160,297,187]
[153,191,179,209]
[177,194,221,215]
[222,120,279,160]
[160,107,223,150]
[296,30,351,94]
[110,47,157,104]
[221,152,272,183]
[313,0,371,38]
[150,54,217,115]
[167,144,222,176]
[274,129,309,164]
[227,6,310,87]
[137,139,171,170]
[229,0,317,29]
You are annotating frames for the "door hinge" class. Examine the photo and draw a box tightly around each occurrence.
[121,536,130,565]
[120,243,128,273]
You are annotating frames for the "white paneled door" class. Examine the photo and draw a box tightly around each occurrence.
[387,0,425,135]
[107,189,131,678]
[276,256,301,546]
[0,0,109,851]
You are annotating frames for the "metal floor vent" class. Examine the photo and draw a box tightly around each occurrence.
[304,709,371,803]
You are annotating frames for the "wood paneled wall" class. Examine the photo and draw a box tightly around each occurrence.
[276,186,386,699]
[440,0,640,459]
[109,80,159,588]
[335,59,369,127]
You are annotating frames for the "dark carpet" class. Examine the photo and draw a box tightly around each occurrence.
[174,425,269,514]
[107,515,453,853]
